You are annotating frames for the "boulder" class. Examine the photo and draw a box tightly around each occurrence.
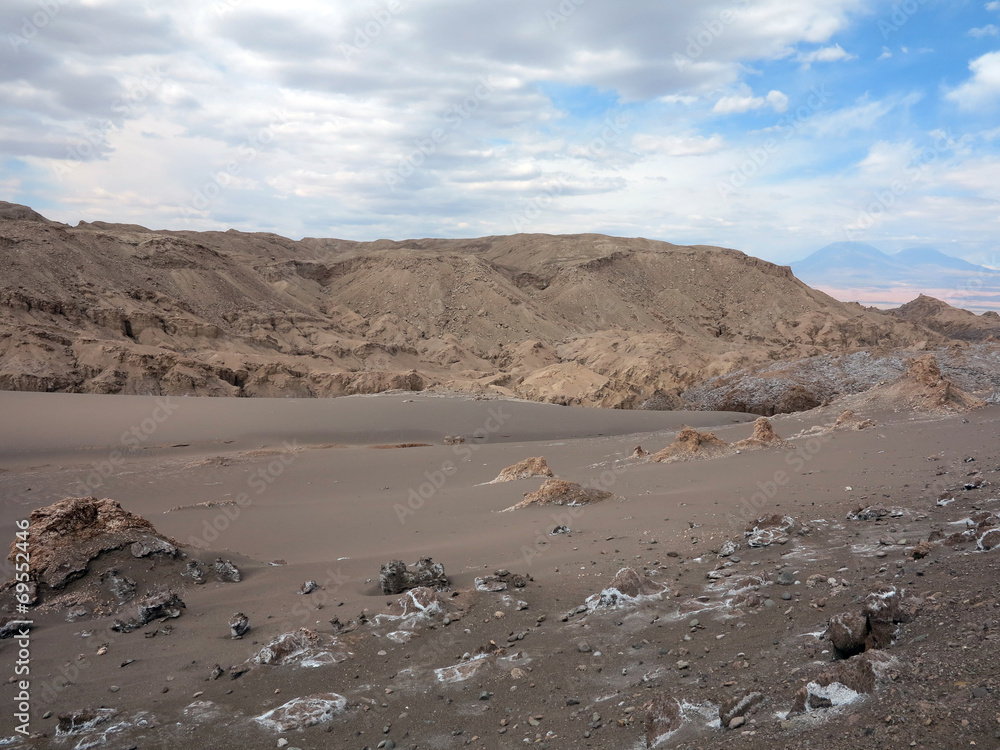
[502,478,614,512]
[230,612,250,638]
[744,514,796,547]
[379,557,449,595]
[137,589,185,624]
[254,693,348,731]
[643,694,683,748]
[214,558,241,582]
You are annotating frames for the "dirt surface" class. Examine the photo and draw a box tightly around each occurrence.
[1,393,998,748]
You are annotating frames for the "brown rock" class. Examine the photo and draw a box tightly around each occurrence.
[643,694,683,748]
[502,478,614,512]
[828,610,869,658]
[488,456,554,483]
[652,427,732,463]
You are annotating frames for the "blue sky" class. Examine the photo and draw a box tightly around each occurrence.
[1,0,998,265]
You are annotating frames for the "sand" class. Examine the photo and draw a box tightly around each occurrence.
[1,392,999,748]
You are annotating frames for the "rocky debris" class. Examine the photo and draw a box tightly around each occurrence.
[502,478,614,512]
[434,646,527,684]
[298,580,318,595]
[550,525,571,535]
[945,510,1000,545]
[790,652,889,715]
[253,628,348,668]
[980,527,1000,551]
[833,409,877,431]
[183,560,206,583]
[827,585,917,657]
[129,535,178,558]
[488,456,553,483]
[137,589,185,624]
[732,417,791,451]
[379,557,449,595]
[181,700,227,723]
[744,514,796,547]
[9,496,179,591]
[229,612,250,638]
[254,692,348,731]
[859,354,986,413]
[375,587,456,641]
[643,694,683,747]
[719,540,740,557]
[651,427,732,463]
[111,618,140,633]
[847,503,904,521]
[588,567,669,609]
[101,568,137,603]
[214,558,241,582]
[911,540,936,559]
[56,708,118,735]
[719,692,764,729]
[631,445,649,458]
[474,569,527,593]
[209,664,224,680]
[443,435,465,445]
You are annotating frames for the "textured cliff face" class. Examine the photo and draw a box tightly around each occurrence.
[0,203,943,407]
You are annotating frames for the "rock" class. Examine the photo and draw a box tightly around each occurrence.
[10,496,179,591]
[719,540,740,557]
[631,445,649,458]
[214,558,241,583]
[728,715,746,729]
[137,589,185,624]
[129,535,178,558]
[777,571,794,586]
[443,435,465,445]
[379,557,449,595]
[210,664,224,680]
[720,692,763,728]
[111,618,140,633]
[789,652,884,715]
[230,612,250,638]
[254,693,348,731]
[0,617,31,639]
[577,641,592,653]
[979,528,1000,551]
[847,503,895,521]
[781,591,792,600]
[652,427,732,463]
[590,567,668,609]
[183,560,206,583]
[828,610,869,658]
[488,456,554,483]
[502,478,614,511]
[298,580,318,595]
[731,417,791,451]
[911,540,935,559]
[253,628,348,668]
[550,525,571,535]
[100,568,136,603]
[745,515,796,547]
[643,694,683,747]
[834,410,877,431]
[56,708,119,735]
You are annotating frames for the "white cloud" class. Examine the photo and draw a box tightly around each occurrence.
[968,24,999,37]
[988,2,1000,11]
[632,133,724,156]
[796,43,856,68]
[713,89,788,114]
[947,50,1000,109]
[877,46,892,60]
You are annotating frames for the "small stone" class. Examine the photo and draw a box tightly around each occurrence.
[479,691,493,701]
[277,740,289,749]
[578,641,592,653]
[109,685,120,693]
[688,619,700,628]
[729,716,746,729]
[781,592,792,601]
[676,660,690,670]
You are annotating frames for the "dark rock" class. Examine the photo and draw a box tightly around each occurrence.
[298,580,318,595]
[828,610,868,658]
[720,692,764,728]
[379,557,449,595]
[0,617,31,639]
[643,694,683,747]
[214,558,241,583]
[551,525,571,535]
[101,568,136,603]
[137,589,185,624]
[229,612,250,638]
[129,535,178,558]
[56,708,118,735]
[183,560,206,583]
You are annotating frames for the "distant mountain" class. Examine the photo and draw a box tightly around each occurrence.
[791,242,1000,314]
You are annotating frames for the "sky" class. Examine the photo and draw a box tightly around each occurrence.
[1,0,999,265]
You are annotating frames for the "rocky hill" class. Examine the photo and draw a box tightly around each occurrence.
[0,203,945,407]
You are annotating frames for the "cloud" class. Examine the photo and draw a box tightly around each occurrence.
[988,2,1000,11]
[632,133,724,156]
[714,89,788,114]
[969,24,999,37]
[796,43,856,68]
[947,50,1000,109]
[877,46,892,60]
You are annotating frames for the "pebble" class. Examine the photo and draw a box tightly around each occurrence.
[676,660,690,670]
[577,641,592,653]
[777,571,794,586]
[688,618,700,628]
[781,592,792,601]
[277,740,288,749]
[109,686,120,693]
[763,599,776,609]
[729,715,746,729]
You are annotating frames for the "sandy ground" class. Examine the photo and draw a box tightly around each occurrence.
[0,393,998,748]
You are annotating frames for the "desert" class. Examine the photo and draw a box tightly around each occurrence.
[2,204,1000,749]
